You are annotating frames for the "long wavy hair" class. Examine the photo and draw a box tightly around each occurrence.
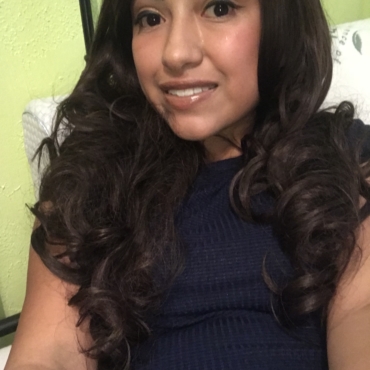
[31,0,370,368]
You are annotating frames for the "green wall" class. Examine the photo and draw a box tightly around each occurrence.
[0,0,369,348]
[323,0,370,24]
[0,0,86,347]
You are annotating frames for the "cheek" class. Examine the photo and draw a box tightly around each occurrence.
[227,27,259,70]
[217,26,260,114]
[132,40,159,94]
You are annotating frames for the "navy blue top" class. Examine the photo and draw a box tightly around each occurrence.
[131,120,370,370]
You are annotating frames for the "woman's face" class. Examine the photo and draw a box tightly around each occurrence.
[131,0,260,158]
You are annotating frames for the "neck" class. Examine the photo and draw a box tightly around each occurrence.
[203,135,243,163]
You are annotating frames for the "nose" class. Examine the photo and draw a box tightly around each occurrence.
[162,16,203,74]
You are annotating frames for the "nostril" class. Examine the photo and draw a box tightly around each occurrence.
[162,47,203,72]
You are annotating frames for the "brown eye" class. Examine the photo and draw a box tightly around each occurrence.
[135,12,162,28]
[203,1,237,18]
[213,3,231,16]
[144,13,161,27]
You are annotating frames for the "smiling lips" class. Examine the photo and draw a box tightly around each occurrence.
[168,85,216,97]
[160,82,218,109]
[160,81,217,95]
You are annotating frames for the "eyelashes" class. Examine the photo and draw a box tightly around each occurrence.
[133,0,241,29]
[204,1,240,18]
[134,10,162,28]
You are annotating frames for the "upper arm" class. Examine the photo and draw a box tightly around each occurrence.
[327,207,370,369]
[5,231,96,370]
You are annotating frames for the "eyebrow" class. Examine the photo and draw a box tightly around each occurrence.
[131,0,165,15]
[132,0,164,5]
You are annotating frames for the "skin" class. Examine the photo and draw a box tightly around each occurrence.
[5,1,370,369]
[5,222,96,370]
[327,215,370,370]
[131,0,260,162]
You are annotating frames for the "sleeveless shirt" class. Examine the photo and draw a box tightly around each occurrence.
[131,120,370,370]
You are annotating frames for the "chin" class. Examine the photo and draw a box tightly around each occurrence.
[168,121,219,142]
[171,130,214,142]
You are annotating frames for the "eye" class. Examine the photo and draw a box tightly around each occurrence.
[134,11,163,28]
[204,1,238,18]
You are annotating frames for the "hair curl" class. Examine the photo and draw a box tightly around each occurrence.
[30,0,370,368]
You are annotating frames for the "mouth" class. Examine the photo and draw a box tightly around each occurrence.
[159,81,218,110]
[166,85,217,98]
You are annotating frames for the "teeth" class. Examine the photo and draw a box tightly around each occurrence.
[168,86,213,97]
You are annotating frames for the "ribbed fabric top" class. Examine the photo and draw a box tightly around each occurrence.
[131,120,370,370]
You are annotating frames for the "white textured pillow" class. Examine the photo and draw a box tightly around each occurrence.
[322,18,370,124]
[22,96,66,196]
[0,345,11,370]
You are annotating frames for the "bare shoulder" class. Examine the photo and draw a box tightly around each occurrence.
[329,214,370,317]
[5,243,96,370]
[327,205,370,369]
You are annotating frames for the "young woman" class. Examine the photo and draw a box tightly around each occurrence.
[5,0,370,369]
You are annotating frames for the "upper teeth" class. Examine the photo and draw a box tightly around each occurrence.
[168,86,213,97]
